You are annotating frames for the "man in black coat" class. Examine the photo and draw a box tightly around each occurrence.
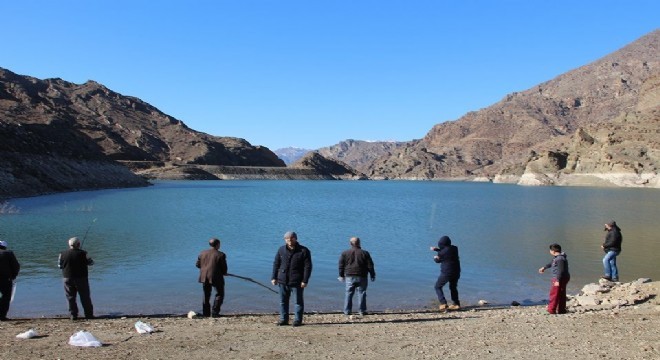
[0,240,20,321]
[271,231,312,326]
[430,235,461,312]
[58,237,94,320]
[601,220,623,281]
[196,238,228,317]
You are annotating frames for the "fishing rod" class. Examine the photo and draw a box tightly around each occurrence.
[226,273,277,294]
[80,218,97,248]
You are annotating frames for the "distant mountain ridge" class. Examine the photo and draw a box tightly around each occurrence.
[317,139,411,174]
[367,29,660,187]
[274,147,313,165]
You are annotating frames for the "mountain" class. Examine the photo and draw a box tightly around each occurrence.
[274,147,313,165]
[367,29,660,187]
[317,139,411,174]
[289,152,366,180]
[0,67,285,199]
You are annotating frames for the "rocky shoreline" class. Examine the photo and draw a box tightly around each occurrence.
[0,280,658,359]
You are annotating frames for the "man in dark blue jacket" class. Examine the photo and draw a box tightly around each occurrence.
[430,235,461,312]
[271,231,312,326]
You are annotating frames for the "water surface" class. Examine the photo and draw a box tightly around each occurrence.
[1,181,658,317]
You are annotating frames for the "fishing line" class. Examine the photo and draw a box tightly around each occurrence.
[226,273,277,294]
[80,218,97,248]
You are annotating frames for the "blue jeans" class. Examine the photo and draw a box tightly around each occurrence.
[344,276,368,315]
[603,250,621,279]
[278,284,304,323]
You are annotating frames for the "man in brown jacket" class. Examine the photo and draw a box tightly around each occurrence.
[196,238,228,317]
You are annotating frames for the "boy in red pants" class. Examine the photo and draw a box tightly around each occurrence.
[538,243,570,314]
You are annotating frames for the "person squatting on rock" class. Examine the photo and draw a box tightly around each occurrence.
[58,237,95,320]
[196,237,228,317]
[338,237,375,316]
[271,231,312,326]
[538,243,570,314]
[430,235,461,312]
[0,240,20,321]
[601,220,622,282]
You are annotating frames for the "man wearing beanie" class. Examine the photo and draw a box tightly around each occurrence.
[0,240,20,321]
[271,231,312,326]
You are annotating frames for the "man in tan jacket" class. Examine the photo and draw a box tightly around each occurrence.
[196,238,228,317]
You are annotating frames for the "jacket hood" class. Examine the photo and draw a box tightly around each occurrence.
[437,236,451,248]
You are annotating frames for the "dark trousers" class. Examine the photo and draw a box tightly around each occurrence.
[63,277,94,318]
[548,276,570,314]
[435,274,460,305]
[202,281,224,316]
[0,280,12,319]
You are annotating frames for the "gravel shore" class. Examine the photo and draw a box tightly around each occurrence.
[1,281,658,360]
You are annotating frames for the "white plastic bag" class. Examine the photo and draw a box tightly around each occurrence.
[16,329,38,339]
[68,330,102,347]
[134,320,155,334]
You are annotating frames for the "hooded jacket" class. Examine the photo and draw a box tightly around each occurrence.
[543,252,570,281]
[433,236,461,277]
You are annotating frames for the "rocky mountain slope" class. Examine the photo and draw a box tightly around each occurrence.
[289,152,366,180]
[317,139,410,174]
[0,67,286,199]
[368,29,660,187]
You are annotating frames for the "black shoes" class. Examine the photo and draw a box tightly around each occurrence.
[277,320,289,326]
[292,321,302,327]
[70,315,78,321]
[601,276,612,281]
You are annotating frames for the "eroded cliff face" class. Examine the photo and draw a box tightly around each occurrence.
[0,120,149,200]
[0,67,285,199]
[367,30,660,187]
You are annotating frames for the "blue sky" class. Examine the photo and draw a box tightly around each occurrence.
[1,1,658,150]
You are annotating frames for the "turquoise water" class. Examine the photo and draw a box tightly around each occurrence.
[1,181,658,317]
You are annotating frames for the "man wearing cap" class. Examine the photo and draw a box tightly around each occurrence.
[58,237,95,320]
[338,237,375,316]
[196,238,228,317]
[601,220,623,282]
[0,240,20,321]
[271,231,312,326]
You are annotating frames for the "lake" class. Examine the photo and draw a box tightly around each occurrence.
[1,180,658,317]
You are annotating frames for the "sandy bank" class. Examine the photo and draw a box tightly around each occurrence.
[0,281,659,360]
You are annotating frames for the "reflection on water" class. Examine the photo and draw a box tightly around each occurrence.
[1,181,658,317]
